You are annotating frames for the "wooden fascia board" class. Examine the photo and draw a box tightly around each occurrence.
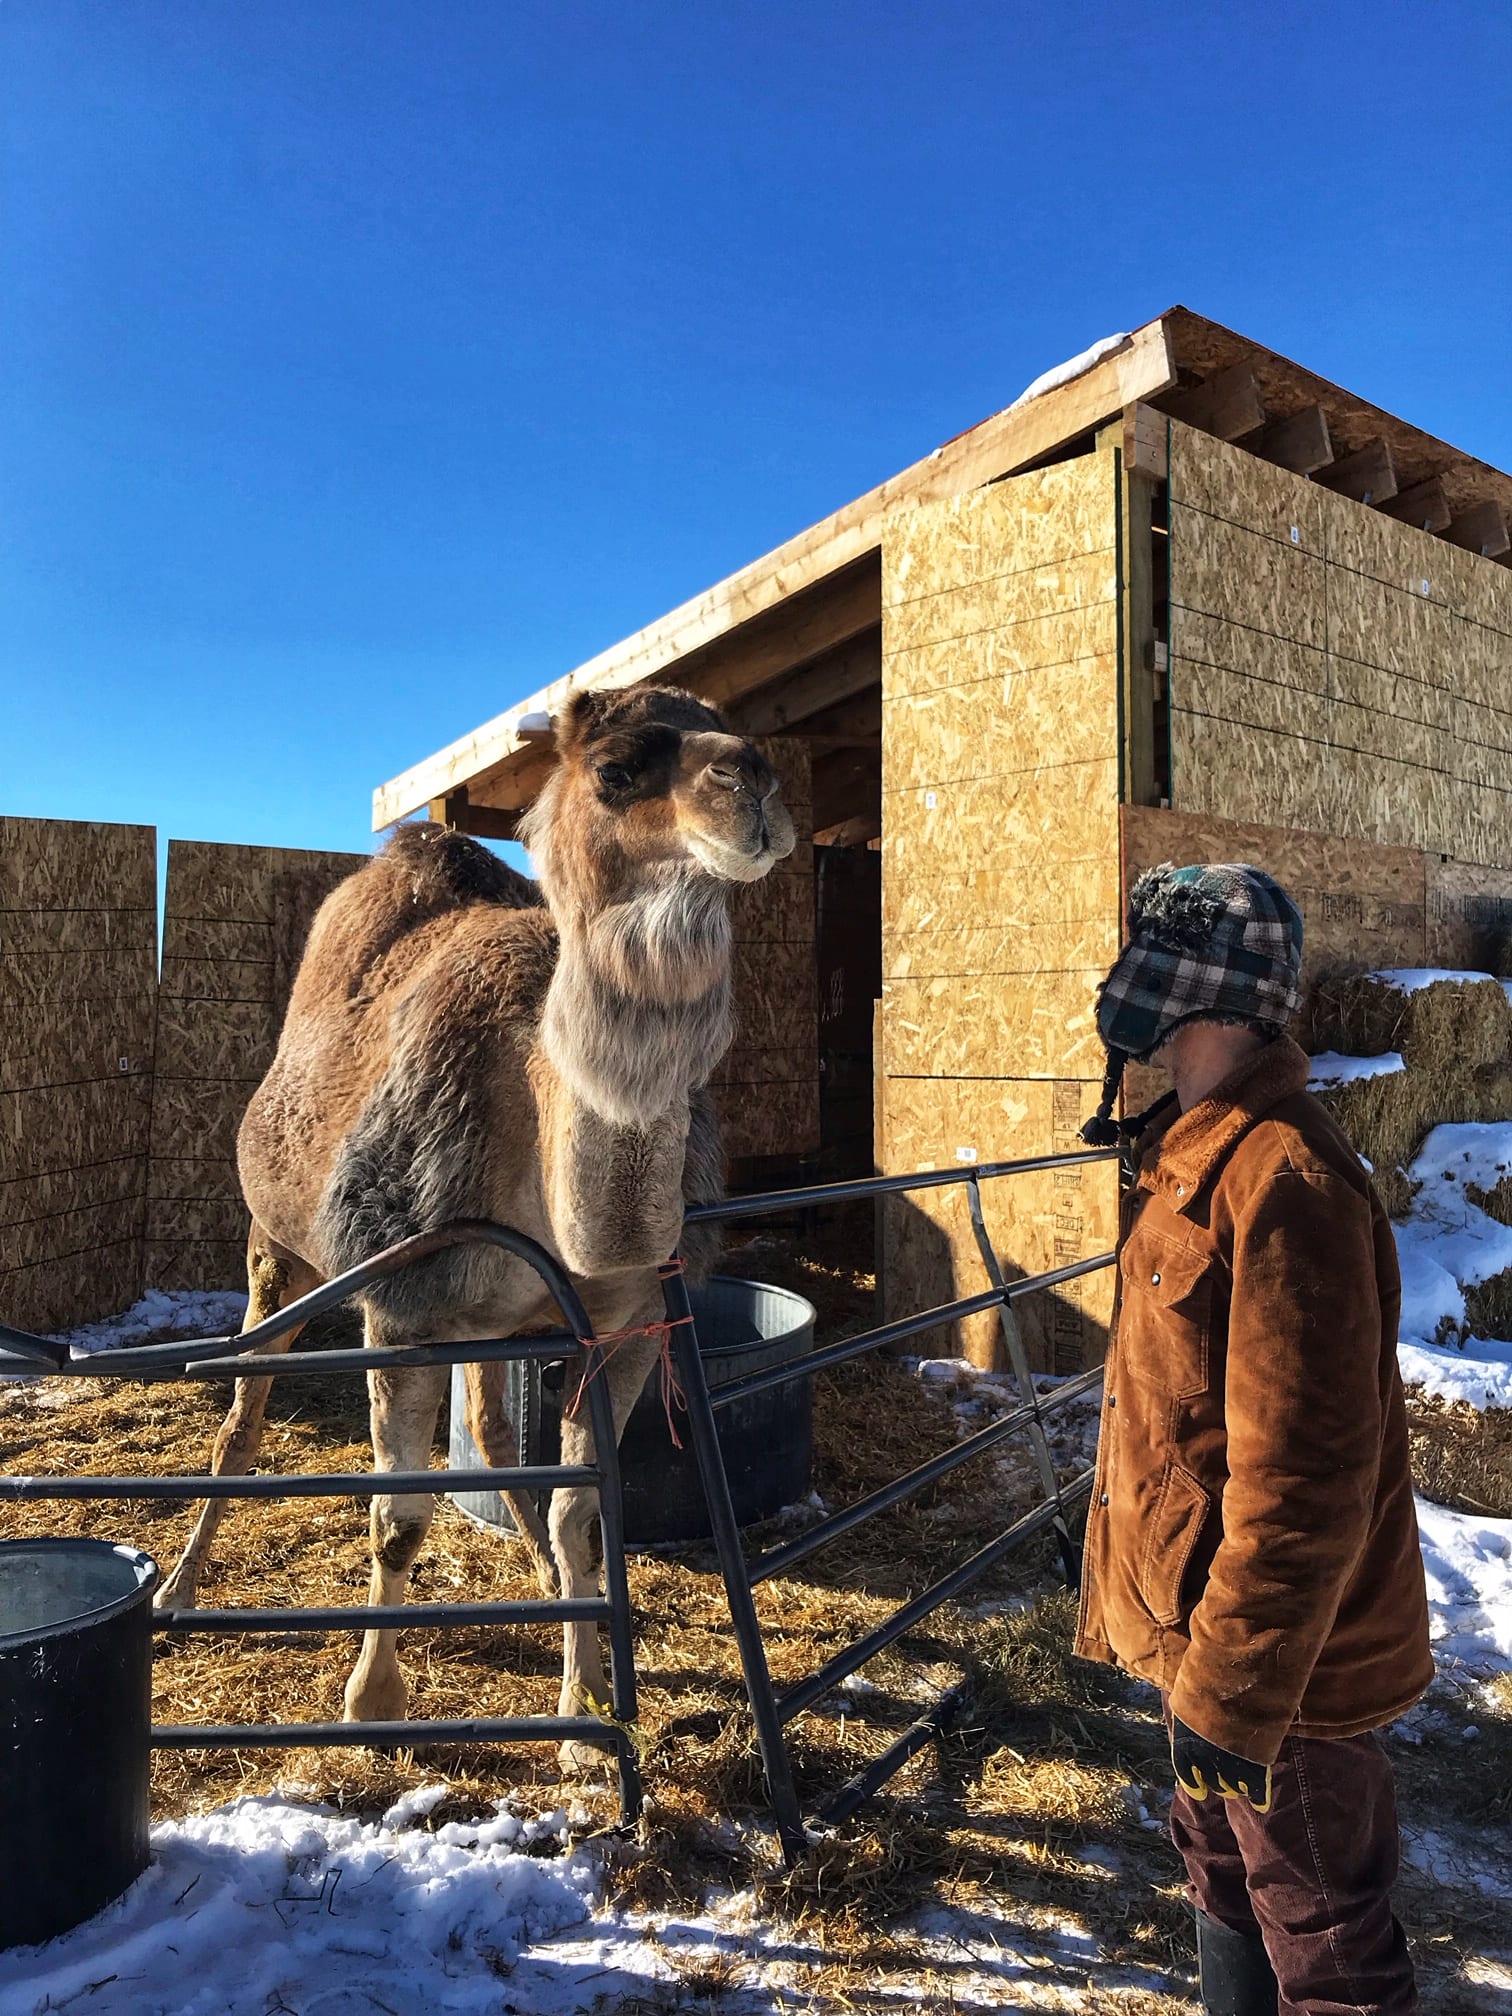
[371,317,1178,828]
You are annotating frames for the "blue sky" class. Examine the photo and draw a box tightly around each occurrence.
[4,2,1510,867]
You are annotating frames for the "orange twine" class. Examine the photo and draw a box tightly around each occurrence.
[564,1259,692,1448]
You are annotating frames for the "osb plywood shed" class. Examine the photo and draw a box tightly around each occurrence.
[0,816,157,1331]
[370,305,1512,1373]
[878,447,1125,1372]
[144,840,370,1294]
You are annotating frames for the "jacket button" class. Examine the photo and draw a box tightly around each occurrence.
[1107,1393,1116,1408]
[1176,1184,1185,1197]
[1100,1493,1110,1507]
[1151,1271,1162,1286]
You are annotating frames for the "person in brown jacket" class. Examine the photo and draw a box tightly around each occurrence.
[1075,863,1433,2016]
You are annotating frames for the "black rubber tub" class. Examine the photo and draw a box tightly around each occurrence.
[448,1275,817,1546]
[0,1538,159,1951]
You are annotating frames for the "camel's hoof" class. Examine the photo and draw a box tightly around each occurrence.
[153,1566,198,1612]
[343,1668,410,1727]
[533,1556,560,1599]
[557,1737,614,1782]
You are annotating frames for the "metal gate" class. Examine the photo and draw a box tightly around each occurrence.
[667,1148,1116,1859]
[0,1222,646,1826]
[0,1152,1115,1862]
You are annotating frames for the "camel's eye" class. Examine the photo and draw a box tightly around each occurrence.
[595,762,633,790]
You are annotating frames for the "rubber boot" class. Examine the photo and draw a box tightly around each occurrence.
[1196,1909,1279,2016]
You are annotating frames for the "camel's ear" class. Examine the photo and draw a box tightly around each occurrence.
[555,688,611,750]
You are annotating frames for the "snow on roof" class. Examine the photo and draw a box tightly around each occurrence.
[1008,332,1130,410]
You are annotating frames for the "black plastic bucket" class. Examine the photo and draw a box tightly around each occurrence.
[449,1275,817,1545]
[0,1539,159,1951]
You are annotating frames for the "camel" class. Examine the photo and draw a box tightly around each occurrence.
[155,685,794,1762]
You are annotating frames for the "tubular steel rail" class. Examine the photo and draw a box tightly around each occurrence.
[0,1154,1116,1861]
[671,1149,1117,1859]
[0,1221,645,1827]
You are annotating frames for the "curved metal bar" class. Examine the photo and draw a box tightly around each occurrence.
[681,1146,1117,1224]
[0,1218,601,1378]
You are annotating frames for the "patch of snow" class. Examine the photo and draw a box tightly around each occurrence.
[1416,1497,1512,1676]
[1008,333,1130,410]
[1369,967,1500,993]
[1308,1050,1404,1085]
[1393,1123,1512,1401]
[1403,1823,1512,1899]
[1398,1336,1512,1412]
[53,1288,249,1357]
[0,1794,599,2016]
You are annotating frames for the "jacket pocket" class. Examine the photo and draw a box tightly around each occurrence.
[1118,1241,1211,1400]
[1139,1461,1211,1628]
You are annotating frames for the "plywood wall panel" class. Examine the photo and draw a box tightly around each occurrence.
[880,1073,1117,1370]
[880,449,1122,1368]
[884,555,1120,656]
[884,656,1118,790]
[1169,421,1326,553]
[883,593,1118,702]
[884,462,1123,603]
[1168,425,1512,871]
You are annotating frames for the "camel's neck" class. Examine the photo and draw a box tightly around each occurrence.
[540,865,734,1129]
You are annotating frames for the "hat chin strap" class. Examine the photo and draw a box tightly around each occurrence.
[1080,1046,1179,1148]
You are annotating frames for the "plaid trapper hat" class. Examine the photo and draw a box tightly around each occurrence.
[1081,862,1304,1145]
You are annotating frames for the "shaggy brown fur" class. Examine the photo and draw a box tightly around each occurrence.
[157,686,794,1760]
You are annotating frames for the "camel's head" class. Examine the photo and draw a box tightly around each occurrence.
[522,687,796,905]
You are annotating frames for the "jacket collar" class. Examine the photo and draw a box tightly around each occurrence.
[1135,1035,1311,1211]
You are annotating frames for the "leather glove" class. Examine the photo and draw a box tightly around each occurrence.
[1171,1716,1273,1813]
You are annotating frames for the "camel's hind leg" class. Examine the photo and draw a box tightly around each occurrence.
[460,1358,558,1595]
[155,1225,320,1611]
[343,1327,449,1724]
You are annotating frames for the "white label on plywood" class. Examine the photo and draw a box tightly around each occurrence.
[955,1144,978,1162]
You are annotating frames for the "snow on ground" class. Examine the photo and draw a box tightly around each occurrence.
[1417,1497,1512,1677]
[12,1144,1512,2011]
[0,1796,605,2016]
[51,1288,249,1356]
[1308,1048,1404,1085]
[1390,1121,1512,1406]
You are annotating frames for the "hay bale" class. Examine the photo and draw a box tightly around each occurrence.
[1313,1058,1512,1219]
[1307,970,1512,1074]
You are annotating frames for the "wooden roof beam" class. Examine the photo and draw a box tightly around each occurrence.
[1245,404,1334,476]
[725,629,881,736]
[1381,476,1453,534]
[1444,499,1511,559]
[1318,437,1398,506]
[1160,362,1266,442]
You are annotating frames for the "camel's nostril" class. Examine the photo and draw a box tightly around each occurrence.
[707,762,743,789]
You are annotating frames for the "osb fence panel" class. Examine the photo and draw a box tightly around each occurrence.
[711,737,819,1164]
[143,841,369,1294]
[0,816,157,1332]
[1167,421,1512,866]
[879,449,1124,1370]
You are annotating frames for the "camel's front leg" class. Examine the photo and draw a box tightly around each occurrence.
[155,1228,319,1611]
[343,1352,449,1724]
[551,1327,662,1776]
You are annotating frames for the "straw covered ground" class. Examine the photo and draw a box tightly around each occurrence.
[3,1233,1509,2010]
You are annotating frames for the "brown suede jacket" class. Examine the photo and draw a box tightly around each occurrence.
[1074,1036,1433,1765]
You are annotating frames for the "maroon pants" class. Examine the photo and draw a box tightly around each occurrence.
[1165,1713,1416,2015]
